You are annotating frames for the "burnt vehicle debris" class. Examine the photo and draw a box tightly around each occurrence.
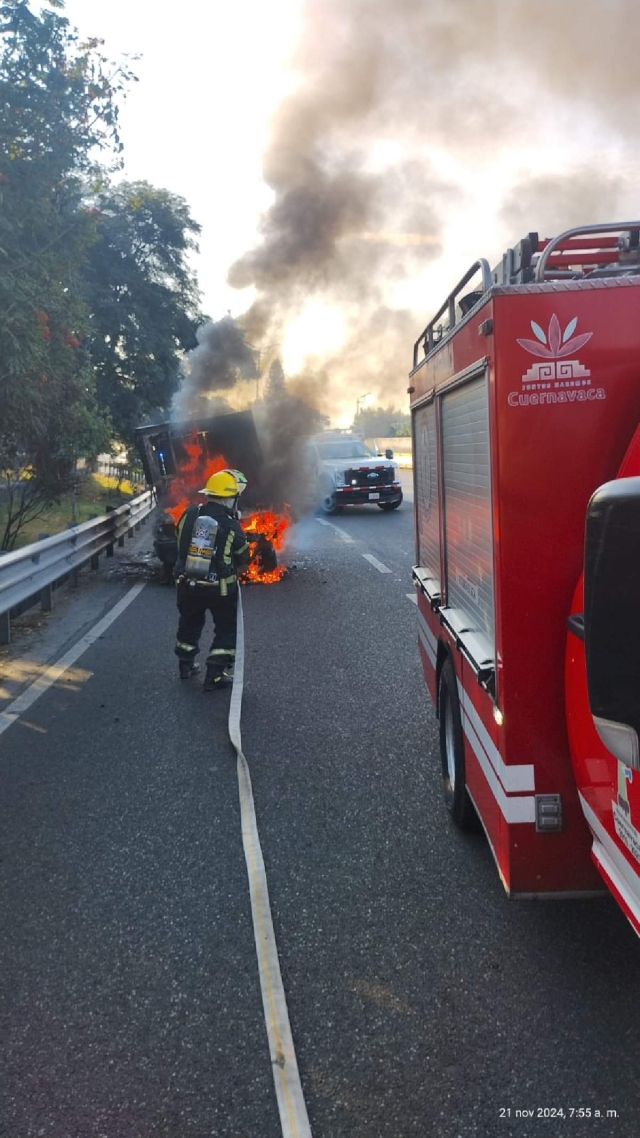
[134,411,287,584]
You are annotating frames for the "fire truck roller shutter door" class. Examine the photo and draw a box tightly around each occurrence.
[440,370,495,668]
[414,399,441,593]
[438,654,480,831]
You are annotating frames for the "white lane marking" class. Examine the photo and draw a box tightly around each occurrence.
[315,518,354,544]
[361,553,392,574]
[406,593,418,604]
[229,592,312,1138]
[0,582,146,738]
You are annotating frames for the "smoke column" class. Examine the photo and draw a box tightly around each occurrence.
[225,0,640,416]
[169,0,640,511]
[172,316,258,421]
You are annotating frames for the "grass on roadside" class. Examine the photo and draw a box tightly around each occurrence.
[0,473,142,551]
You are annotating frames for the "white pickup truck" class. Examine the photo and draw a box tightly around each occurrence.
[304,432,403,515]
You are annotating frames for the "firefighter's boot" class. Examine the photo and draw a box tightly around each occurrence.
[179,659,200,680]
[203,662,233,692]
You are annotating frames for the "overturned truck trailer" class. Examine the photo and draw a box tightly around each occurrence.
[134,410,279,581]
[135,410,264,505]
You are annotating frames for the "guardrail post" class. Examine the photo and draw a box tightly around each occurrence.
[70,567,79,588]
[0,611,10,646]
[118,533,125,548]
[105,506,115,556]
[87,515,101,570]
[40,584,52,612]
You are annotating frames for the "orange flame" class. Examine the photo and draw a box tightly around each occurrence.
[165,432,228,523]
[164,431,290,585]
[241,509,291,584]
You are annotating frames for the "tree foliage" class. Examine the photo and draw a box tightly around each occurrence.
[0,0,135,546]
[84,181,203,444]
[353,405,411,438]
[0,2,203,547]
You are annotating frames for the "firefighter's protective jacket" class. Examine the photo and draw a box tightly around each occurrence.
[176,501,250,596]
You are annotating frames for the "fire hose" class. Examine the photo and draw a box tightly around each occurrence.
[228,590,312,1138]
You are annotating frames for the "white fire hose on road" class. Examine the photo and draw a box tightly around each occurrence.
[228,589,312,1138]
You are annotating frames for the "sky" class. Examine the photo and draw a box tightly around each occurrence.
[61,0,301,318]
[57,0,640,424]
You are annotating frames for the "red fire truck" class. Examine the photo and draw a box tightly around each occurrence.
[409,221,640,935]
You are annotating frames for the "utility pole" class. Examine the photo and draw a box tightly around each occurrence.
[355,392,371,420]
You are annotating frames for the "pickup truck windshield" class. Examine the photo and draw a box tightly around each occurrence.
[318,441,376,460]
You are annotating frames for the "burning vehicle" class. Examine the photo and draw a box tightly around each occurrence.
[135,410,290,584]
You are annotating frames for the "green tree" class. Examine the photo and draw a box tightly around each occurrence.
[84,181,203,444]
[0,0,134,547]
[353,404,410,438]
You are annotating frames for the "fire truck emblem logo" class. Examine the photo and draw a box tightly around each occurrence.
[517,315,592,384]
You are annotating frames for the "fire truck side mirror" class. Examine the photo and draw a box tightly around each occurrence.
[584,477,640,770]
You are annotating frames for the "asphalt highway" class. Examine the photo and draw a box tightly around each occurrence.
[1,475,640,1138]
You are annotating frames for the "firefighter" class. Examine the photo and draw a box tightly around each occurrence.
[174,470,251,691]
[220,468,248,517]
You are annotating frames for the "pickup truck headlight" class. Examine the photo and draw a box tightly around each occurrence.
[334,471,345,486]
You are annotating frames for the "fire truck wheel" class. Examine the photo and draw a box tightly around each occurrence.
[377,496,403,510]
[438,656,478,831]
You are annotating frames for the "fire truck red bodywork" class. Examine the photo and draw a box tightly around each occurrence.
[410,256,640,925]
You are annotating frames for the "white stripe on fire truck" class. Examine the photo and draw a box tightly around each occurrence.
[456,682,535,794]
[461,712,536,824]
[579,793,640,930]
[417,608,437,652]
[417,622,437,669]
[415,607,535,811]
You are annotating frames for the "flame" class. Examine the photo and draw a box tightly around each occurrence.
[241,509,291,584]
[163,431,290,585]
[165,432,228,523]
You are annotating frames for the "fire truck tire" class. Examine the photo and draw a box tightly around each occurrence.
[438,656,478,831]
[377,496,403,510]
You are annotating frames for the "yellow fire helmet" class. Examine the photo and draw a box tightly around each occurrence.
[199,470,240,498]
[223,468,248,494]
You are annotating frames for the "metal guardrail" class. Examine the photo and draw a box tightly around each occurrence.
[0,490,155,645]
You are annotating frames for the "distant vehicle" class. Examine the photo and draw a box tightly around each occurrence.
[304,431,403,515]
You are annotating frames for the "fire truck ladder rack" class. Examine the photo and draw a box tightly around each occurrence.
[412,222,640,370]
[534,221,640,282]
[413,259,492,369]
